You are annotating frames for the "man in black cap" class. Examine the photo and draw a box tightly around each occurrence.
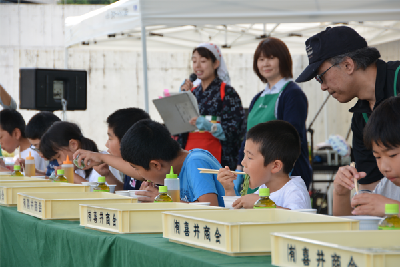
[296,26,400,216]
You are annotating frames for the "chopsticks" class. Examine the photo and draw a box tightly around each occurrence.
[350,162,359,194]
[197,168,246,175]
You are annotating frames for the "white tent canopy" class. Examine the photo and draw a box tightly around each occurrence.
[65,0,400,111]
[66,0,400,52]
[139,0,400,25]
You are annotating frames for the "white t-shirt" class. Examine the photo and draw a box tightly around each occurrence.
[19,147,47,172]
[99,151,123,183]
[373,177,400,201]
[255,176,311,210]
[75,166,121,183]
[109,166,123,182]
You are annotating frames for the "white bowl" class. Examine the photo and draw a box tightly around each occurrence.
[115,190,130,196]
[89,185,97,192]
[223,196,241,209]
[0,172,12,175]
[339,216,382,230]
[81,182,98,192]
[31,176,46,179]
[81,182,98,186]
[295,209,317,214]
[129,190,151,203]
[128,190,148,198]
[108,184,116,193]
[189,202,211,206]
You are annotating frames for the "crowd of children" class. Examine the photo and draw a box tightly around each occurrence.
[0,104,311,209]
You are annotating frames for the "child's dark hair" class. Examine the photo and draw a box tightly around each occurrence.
[26,112,60,140]
[246,120,300,174]
[120,119,181,170]
[0,109,26,138]
[40,121,98,178]
[364,96,400,150]
[106,108,150,141]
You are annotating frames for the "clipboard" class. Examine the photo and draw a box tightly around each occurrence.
[153,91,199,135]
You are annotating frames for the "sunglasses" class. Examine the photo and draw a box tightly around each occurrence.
[315,63,338,84]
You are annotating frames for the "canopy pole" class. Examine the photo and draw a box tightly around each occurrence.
[64,47,68,69]
[141,25,149,113]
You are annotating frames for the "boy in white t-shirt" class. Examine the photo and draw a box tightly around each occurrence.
[0,109,46,172]
[334,96,400,217]
[218,120,311,209]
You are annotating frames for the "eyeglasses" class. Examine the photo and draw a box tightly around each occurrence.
[30,144,39,152]
[315,63,338,84]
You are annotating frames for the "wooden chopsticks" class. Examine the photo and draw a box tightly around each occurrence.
[350,162,358,194]
[197,168,246,175]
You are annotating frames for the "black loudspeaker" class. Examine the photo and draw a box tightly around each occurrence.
[19,68,87,111]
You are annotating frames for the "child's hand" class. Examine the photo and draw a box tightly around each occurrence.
[232,194,259,209]
[53,166,62,172]
[217,166,236,196]
[73,149,103,170]
[136,181,158,202]
[351,193,398,216]
[93,163,111,176]
[15,158,25,170]
[334,166,366,195]
[49,166,62,178]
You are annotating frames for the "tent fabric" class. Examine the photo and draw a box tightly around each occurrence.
[139,0,400,26]
[65,0,140,48]
[65,0,400,52]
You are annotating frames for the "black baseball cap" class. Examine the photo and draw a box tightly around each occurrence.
[295,26,367,83]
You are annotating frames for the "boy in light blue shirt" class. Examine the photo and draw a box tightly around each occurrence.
[179,149,224,204]
[119,120,225,206]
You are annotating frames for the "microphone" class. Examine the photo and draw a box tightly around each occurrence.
[189,73,197,82]
[180,73,197,92]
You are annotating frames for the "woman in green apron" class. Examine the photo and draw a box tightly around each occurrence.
[235,37,312,195]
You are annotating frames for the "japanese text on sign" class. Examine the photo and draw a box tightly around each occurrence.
[87,209,117,228]
[172,220,222,245]
[284,243,358,267]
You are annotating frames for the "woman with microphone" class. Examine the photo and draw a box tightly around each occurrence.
[178,43,244,170]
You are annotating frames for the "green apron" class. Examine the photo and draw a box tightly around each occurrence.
[242,81,290,195]
[363,65,400,123]
[247,82,290,131]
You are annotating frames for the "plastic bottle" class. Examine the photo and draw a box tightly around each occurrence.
[62,155,74,183]
[378,204,400,230]
[93,176,110,192]
[154,186,173,202]
[164,166,180,202]
[253,188,276,209]
[24,151,35,177]
[12,165,24,176]
[54,169,68,183]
